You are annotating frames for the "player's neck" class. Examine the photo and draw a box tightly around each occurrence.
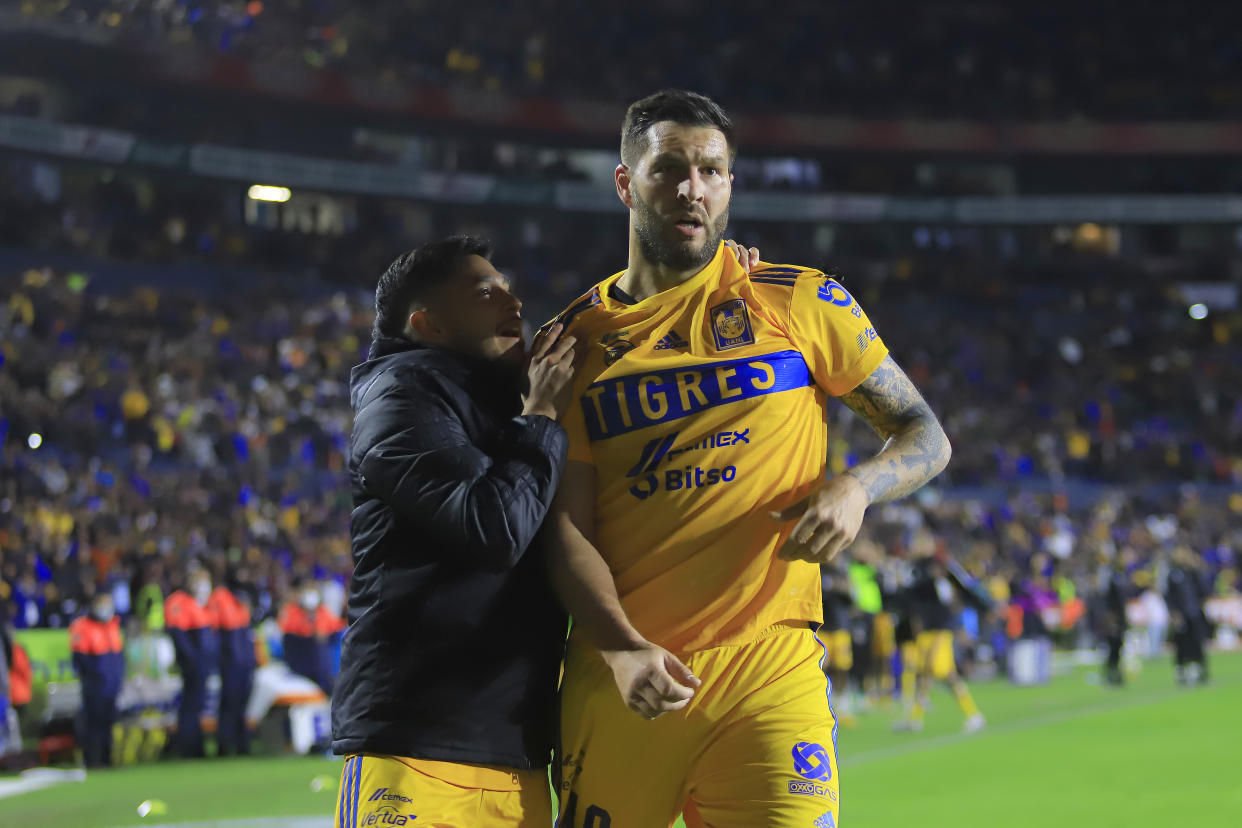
[619,234,707,302]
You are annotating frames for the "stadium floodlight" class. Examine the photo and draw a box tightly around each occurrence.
[1188,303,1209,320]
[247,185,292,202]
[27,433,42,449]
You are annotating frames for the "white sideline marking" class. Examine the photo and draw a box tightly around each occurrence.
[0,768,86,799]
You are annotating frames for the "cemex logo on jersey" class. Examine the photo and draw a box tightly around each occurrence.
[625,430,746,500]
[653,329,691,351]
[793,742,833,782]
[368,789,413,804]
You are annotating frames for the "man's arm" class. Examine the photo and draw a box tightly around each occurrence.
[359,388,567,573]
[838,355,951,504]
[548,460,701,719]
[773,355,950,563]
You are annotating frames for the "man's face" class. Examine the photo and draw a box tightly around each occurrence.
[626,122,733,271]
[423,255,525,364]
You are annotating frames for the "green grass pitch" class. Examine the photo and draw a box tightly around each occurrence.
[4,652,1239,827]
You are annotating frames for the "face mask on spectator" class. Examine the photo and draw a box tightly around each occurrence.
[300,590,321,611]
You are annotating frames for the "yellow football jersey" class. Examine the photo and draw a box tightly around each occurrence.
[552,243,888,653]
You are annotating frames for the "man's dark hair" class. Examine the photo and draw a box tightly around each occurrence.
[620,89,736,168]
[372,235,492,340]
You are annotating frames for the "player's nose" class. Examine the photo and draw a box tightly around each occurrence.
[678,172,706,203]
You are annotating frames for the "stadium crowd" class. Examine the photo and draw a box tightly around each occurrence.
[2,235,1238,640]
[12,1,1242,120]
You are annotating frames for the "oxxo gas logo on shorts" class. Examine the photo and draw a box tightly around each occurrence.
[625,429,746,500]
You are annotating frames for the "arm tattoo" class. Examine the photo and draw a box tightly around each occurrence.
[837,355,951,504]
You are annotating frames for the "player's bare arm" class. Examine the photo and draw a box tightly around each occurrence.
[773,355,950,563]
[838,355,951,503]
[549,463,702,720]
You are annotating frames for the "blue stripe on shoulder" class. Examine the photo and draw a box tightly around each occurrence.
[750,277,799,287]
[752,266,805,275]
[557,289,602,327]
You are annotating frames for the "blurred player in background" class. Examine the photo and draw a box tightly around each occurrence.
[547,89,951,828]
[818,561,857,726]
[1093,554,1130,686]
[892,541,985,733]
[845,539,887,709]
[1166,546,1211,686]
[330,237,579,828]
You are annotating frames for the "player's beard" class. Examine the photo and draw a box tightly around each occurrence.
[632,188,729,272]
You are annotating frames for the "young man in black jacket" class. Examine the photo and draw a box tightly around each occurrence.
[331,235,579,827]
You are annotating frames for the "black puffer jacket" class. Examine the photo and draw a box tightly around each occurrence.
[331,337,568,769]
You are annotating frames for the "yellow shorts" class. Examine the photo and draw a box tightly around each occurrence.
[914,630,956,680]
[557,623,840,828]
[872,612,896,659]
[335,754,551,828]
[816,628,853,672]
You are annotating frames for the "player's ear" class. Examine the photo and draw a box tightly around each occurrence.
[407,308,442,343]
[616,163,633,209]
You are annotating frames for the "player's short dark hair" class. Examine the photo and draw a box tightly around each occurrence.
[372,235,493,341]
[620,89,736,168]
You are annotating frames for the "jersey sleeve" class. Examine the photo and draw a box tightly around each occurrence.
[786,271,889,397]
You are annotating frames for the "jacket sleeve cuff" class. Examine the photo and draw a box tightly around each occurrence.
[508,414,569,467]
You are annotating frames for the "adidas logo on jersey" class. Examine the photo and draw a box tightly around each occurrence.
[653,330,690,350]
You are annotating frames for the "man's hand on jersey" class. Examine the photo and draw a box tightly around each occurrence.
[601,641,702,720]
[724,239,760,274]
[771,474,869,563]
[521,322,580,420]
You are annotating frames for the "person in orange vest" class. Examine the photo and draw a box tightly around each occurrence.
[207,576,256,756]
[278,580,345,694]
[165,570,218,758]
[69,593,125,767]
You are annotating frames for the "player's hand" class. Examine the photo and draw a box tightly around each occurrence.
[771,475,869,563]
[601,641,702,720]
[522,322,580,420]
[724,239,760,274]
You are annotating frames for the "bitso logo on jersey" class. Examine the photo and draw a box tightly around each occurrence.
[710,299,755,350]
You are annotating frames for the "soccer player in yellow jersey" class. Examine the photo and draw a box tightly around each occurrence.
[546,90,952,828]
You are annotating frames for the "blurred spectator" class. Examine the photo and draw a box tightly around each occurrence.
[278,579,344,695]
[207,574,256,756]
[68,592,123,767]
[15,1,1242,121]
[164,569,217,758]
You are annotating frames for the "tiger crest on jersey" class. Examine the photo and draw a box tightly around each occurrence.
[710,298,754,350]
